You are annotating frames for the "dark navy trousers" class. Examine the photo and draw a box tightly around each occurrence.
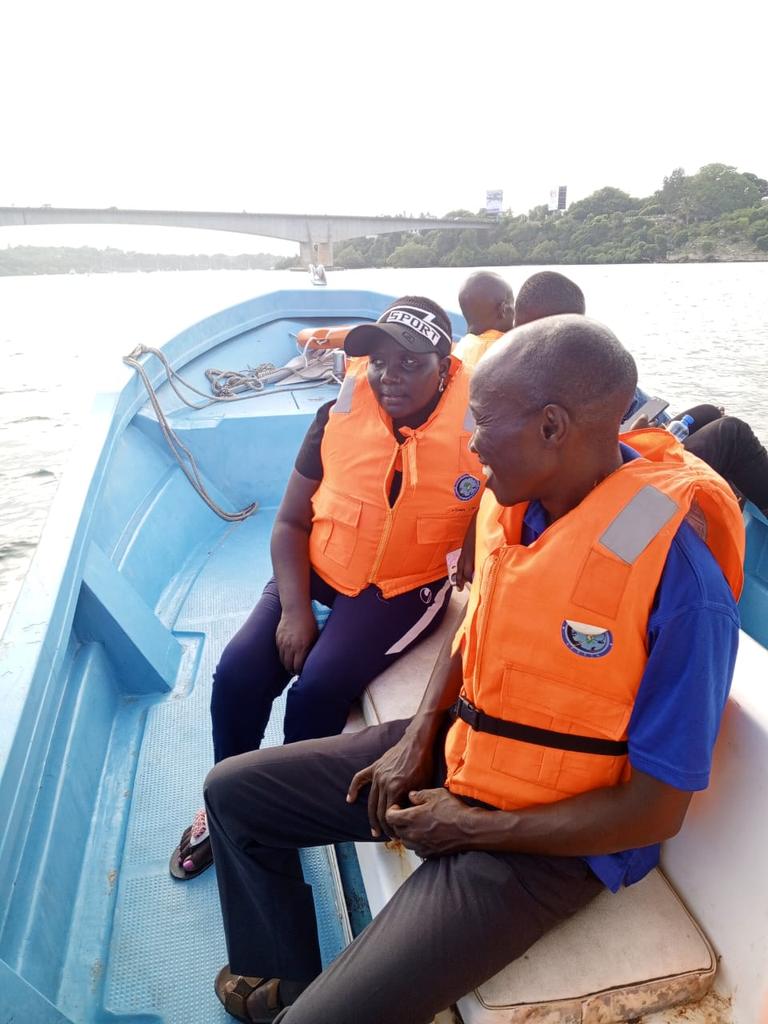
[210,571,451,762]
[679,404,768,511]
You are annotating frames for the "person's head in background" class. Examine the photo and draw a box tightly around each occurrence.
[514,271,585,327]
[458,272,515,335]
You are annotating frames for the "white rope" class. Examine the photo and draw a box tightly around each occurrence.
[122,343,343,522]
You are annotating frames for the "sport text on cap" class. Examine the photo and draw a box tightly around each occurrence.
[378,304,453,350]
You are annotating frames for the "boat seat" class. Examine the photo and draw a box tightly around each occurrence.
[353,591,716,1023]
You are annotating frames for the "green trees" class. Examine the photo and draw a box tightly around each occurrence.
[568,187,641,221]
[658,165,764,224]
[388,241,437,267]
[331,162,768,269]
[0,246,281,276]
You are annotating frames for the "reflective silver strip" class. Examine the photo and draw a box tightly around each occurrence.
[599,485,678,564]
[384,580,453,655]
[463,405,475,432]
[333,373,356,414]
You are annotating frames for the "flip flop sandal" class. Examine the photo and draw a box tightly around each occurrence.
[169,808,213,880]
[215,966,283,1023]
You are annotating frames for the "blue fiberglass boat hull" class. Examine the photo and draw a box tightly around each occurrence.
[0,290,456,1023]
[1,288,766,1023]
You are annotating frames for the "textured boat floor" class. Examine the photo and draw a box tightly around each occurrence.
[96,512,349,1024]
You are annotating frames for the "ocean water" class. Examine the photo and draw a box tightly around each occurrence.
[1,262,767,634]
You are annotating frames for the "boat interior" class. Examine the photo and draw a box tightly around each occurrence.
[1,290,767,1024]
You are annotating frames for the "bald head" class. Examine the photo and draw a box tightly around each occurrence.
[476,314,637,432]
[514,272,585,327]
[469,316,637,513]
[458,272,515,334]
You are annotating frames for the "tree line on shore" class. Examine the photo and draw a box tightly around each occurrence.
[4,164,767,275]
[0,246,278,276]
[297,164,768,270]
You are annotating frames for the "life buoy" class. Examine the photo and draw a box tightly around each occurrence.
[296,326,355,351]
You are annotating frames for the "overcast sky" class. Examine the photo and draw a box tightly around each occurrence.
[2,0,765,254]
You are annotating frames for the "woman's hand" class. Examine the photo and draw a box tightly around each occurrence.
[275,606,318,675]
[454,542,475,591]
[454,512,477,591]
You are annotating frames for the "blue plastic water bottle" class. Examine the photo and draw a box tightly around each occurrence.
[667,414,694,442]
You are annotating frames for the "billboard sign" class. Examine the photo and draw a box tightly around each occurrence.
[549,186,568,212]
[485,189,503,215]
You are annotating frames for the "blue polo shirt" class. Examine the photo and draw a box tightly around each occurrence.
[521,444,740,891]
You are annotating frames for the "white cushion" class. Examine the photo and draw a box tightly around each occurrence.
[354,590,716,1023]
[457,869,715,1024]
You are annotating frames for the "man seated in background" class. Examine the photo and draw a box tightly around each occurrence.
[453,270,515,368]
[515,271,768,515]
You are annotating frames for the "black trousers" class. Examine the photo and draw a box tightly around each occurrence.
[209,573,451,761]
[679,404,768,511]
[205,719,604,1024]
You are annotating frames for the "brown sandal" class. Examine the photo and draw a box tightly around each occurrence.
[214,966,283,1023]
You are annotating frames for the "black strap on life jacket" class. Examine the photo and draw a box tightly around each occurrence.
[451,696,629,757]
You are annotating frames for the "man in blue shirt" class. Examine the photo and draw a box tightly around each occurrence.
[521,445,738,892]
[204,316,741,1024]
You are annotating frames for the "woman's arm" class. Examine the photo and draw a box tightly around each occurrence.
[271,469,321,674]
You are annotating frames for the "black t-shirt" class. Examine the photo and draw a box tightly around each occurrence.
[294,399,408,505]
[294,400,334,481]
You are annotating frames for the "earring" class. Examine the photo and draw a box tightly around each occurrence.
[438,377,446,393]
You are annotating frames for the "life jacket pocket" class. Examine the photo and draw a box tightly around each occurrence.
[489,663,631,798]
[311,489,362,568]
[416,512,475,574]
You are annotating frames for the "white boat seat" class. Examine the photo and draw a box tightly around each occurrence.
[353,591,716,1023]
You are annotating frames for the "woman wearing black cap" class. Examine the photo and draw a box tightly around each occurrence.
[171,296,485,878]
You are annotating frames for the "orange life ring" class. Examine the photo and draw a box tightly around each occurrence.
[296,326,356,350]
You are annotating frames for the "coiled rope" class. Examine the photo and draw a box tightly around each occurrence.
[123,342,342,522]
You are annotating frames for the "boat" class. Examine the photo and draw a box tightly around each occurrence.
[1,287,767,1024]
[309,263,327,285]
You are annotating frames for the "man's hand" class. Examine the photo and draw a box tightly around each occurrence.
[386,788,473,857]
[275,607,318,675]
[347,727,436,838]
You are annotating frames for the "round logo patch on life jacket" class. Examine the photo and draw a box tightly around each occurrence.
[454,473,481,501]
[561,619,613,658]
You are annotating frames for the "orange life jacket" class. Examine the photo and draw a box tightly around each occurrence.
[445,429,745,811]
[309,356,484,598]
[453,329,505,370]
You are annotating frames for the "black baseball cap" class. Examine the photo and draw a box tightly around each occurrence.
[344,297,453,358]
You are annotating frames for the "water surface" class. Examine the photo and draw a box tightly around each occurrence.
[2,263,767,632]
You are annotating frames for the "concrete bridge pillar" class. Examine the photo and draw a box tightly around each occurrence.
[300,239,334,268]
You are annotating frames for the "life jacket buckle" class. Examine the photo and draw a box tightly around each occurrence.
[456,696,481,731]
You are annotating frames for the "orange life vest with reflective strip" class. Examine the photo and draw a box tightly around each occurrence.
[309,356,485,598]
[453,329,505,370]
[445,429,744,811]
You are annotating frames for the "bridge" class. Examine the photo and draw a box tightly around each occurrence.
[0,206,492,267]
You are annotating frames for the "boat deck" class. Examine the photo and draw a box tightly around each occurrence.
[56,511,350,1023]
[4,290,768,1023]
